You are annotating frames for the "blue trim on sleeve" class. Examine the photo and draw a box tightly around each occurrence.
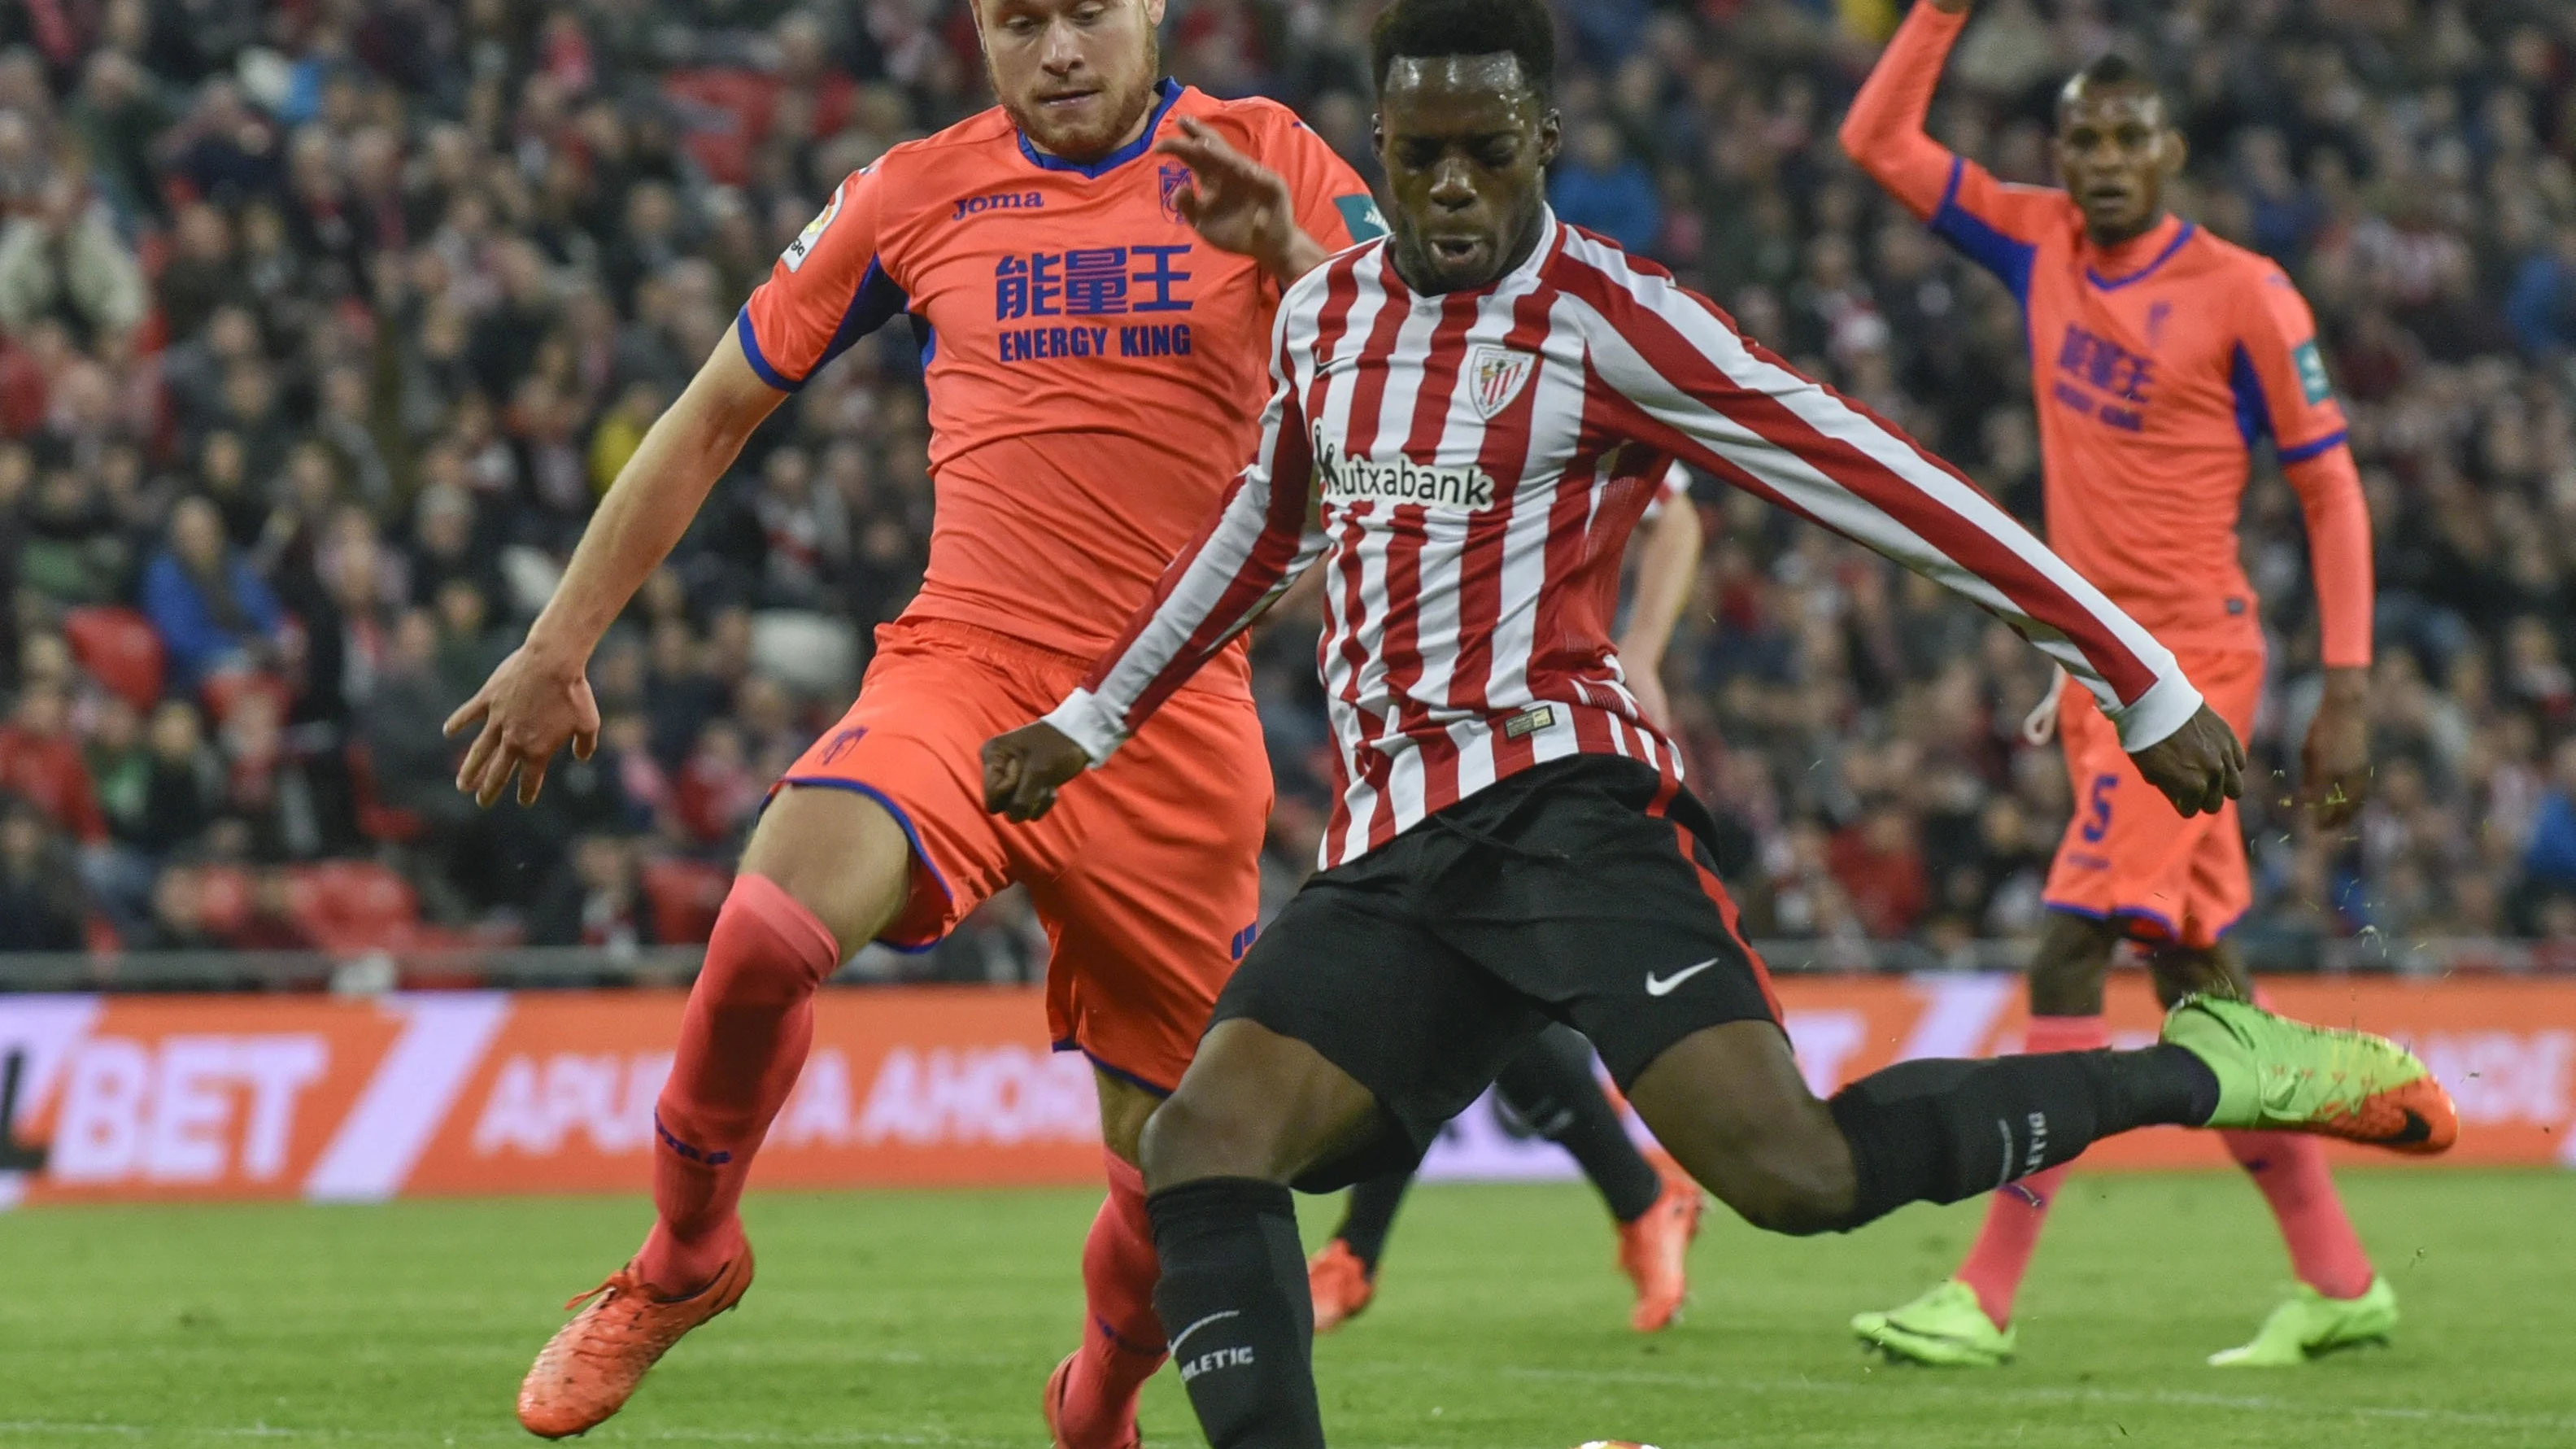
[734,306,795,391]
[1018,79,1181,177]
[2228,342,2269,450]
[814,258,911,376]
[2275,428,2350,465]
[774,776,953,953]
[2085,221,2196,290]
[1928,155,2037,303]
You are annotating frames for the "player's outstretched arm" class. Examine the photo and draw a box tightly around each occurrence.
[1567,242,2234,809]
[1157,116,1330,286]
[1836,0,1972,216]
[444,330,785,806]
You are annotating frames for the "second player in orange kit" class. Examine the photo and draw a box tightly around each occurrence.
[440,0,1383,1438]
[1841,0,2391,1368]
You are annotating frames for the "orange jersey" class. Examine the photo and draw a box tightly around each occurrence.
[739,81,1383,681]
[1842,6,2371,666]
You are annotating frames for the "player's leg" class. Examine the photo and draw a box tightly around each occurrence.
[1044,1066,1166,1449]
[517,784,915,1438]
[1026,681,1271,1449]
[521,626,1018,1438]
[1492,1025,1701,1331]
[1308,1167,1403,1332]
[2146,940,2392,1364]
[1863,909,2125,1363]
[1140,839,1543,1449]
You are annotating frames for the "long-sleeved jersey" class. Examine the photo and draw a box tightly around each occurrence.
[1046,216,2202,867]
[1838,2,2372,666]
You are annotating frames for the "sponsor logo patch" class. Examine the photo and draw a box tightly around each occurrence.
[782,183,844,272]
[1313,438,1498,513]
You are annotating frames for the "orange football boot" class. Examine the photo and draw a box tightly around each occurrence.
[516,1248,754,1438]
[1305,1239,1376,1334]
[1616,1165,1703,1333]
[1043,1351,1141,1449]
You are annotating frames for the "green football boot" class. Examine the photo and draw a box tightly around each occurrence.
[1851,1279,2014,1367]
[2208,1276,2399,1367]
[2160,995,2457,1152]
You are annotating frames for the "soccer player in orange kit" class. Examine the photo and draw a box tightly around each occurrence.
[1841,0,2388,1368]
[442,0,1381,1437]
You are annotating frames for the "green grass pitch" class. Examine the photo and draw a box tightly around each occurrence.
[3,1171,2571,1447]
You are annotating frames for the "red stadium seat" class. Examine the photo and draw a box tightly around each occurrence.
[63,606,165,712]
[643,857,733,945]
[289,860,422,954]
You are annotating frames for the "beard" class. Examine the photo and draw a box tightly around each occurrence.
[991,33,1161,163]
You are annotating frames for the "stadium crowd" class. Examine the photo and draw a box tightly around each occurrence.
[0,0,2571,975]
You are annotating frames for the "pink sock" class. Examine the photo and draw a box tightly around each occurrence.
[2221,1130,2374,1299]
[1954,1014,2107,1329]
[638,873,840,1291]
[1057,1150,1166,1449]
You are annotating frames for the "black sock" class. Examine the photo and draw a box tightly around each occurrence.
[1824,1046,2218,1230]
[1493,1026,1663,1222]
[1332,1169,1410,1274]
[1148,1178,1323,1449]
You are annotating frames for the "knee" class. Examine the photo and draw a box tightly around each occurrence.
[700,875,841,1005]
[1665,1106,1857,1237]
[1137,1088,1284,1191]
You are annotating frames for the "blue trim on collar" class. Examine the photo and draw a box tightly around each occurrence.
[2086,220,2195,290]
[1018,78,1182,177]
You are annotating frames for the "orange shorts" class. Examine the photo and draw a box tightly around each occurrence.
[2042,650,2264,950]
[777,618,1271,1093]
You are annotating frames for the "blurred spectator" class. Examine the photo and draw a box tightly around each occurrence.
[529,833,659,949]
[142,495,285,692]
[0,800,84,952]
[1550,120,1661,254]
[0,681,105,845]
[0,175,147,347]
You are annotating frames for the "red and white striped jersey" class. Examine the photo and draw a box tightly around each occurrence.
[1046,214,2202,869]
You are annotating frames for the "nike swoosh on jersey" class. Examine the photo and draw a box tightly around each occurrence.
[1645,958,1721,997]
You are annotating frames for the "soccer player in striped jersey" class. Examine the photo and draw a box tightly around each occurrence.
[1307,473,1707,1338]
[977,0,2455,1440]
[1838,0,2388,1369]
[447,0,1379,1438]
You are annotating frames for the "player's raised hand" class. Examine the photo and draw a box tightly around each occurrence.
[442,643,601,808]
[982,721,1091,823]
[2300,668,2371,828]
[2128,703,2245,818]
[1156,116,1314,282]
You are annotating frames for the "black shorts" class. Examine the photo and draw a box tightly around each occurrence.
[1210,754,1781,1190]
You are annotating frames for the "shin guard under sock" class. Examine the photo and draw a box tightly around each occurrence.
[1826,1045,2217,1232]
[1149,1179,1323,1449]
[640,873,839,1289]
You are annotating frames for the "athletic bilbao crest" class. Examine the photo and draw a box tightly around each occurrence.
[1466,345,1536,420]
[1158,163,1192,225]
[782,181,844,272]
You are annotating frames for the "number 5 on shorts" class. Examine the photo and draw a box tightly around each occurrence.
[2080,773,2117,844]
